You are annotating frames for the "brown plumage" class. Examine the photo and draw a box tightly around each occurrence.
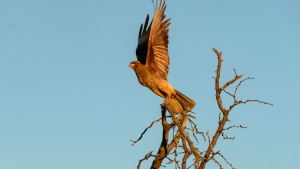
[129,0,195,113]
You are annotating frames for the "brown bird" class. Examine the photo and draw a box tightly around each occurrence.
[129,0,195,113]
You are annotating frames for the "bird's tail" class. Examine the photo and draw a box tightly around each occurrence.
[164,89,195,114]
[174,89,195,112]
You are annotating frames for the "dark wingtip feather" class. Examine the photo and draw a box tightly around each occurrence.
[139,24,142,36]
[136,14,152,65]
[143,14,150,33]
[163,3,166,13]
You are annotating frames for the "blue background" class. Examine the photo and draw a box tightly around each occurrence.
[0,0,299,168]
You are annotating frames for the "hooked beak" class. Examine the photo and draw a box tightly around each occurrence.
[129,62,135,69]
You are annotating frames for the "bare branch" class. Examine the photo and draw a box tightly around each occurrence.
[189,118,206,142]
[212,48,228,114]
[137,151,155,169]
[223,124,247,131]
[223,89,235,98]
[234,77,254,96]
[216,152,236,169]
[239,99,273,106]
[167,109,202,167]
[181,137,192,169]
[131,117,162,145]
[151,105,170,168]
[199,48,238,169]
[187,160,196,169]
[221,74,243,91]
[221,132,235,140]
[206,131,211,145]
[211,157,224,169]
[229,99,273,111]
[151,105,190,168]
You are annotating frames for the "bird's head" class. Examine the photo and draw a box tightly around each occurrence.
[129,61,141,70]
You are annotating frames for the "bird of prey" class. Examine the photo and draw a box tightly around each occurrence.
[129,0,195,113]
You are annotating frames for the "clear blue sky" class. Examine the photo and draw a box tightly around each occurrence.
[0,0,299,168]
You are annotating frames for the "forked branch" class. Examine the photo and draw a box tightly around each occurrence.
[199,48,272,169]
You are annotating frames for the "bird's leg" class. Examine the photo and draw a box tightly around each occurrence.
[160,103,167,109]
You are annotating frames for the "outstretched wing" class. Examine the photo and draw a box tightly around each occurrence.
[146,0,170,80]
[136,14,152,64]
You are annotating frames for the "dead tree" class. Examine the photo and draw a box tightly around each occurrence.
[131,48,272,169]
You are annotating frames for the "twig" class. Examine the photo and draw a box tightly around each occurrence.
[221,132,235,140]
[229,99,273,111]
[234,77,254,96]
[223,124,247,131]
[137,151,155,169]
[189,118,206,142]
[216,152,236,169]
[131,117,162,145]
[211,157,224,169]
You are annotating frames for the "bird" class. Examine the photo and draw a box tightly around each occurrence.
[129,0,195,114]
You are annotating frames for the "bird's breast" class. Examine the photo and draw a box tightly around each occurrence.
[136,73,153,87]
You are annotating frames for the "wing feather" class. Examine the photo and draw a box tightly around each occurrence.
[136,15,152,64]
[146,0,170,80]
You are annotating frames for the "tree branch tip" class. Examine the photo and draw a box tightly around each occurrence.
[130,140,136,146]
[212,48,222,54]
[243,99,274,106]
